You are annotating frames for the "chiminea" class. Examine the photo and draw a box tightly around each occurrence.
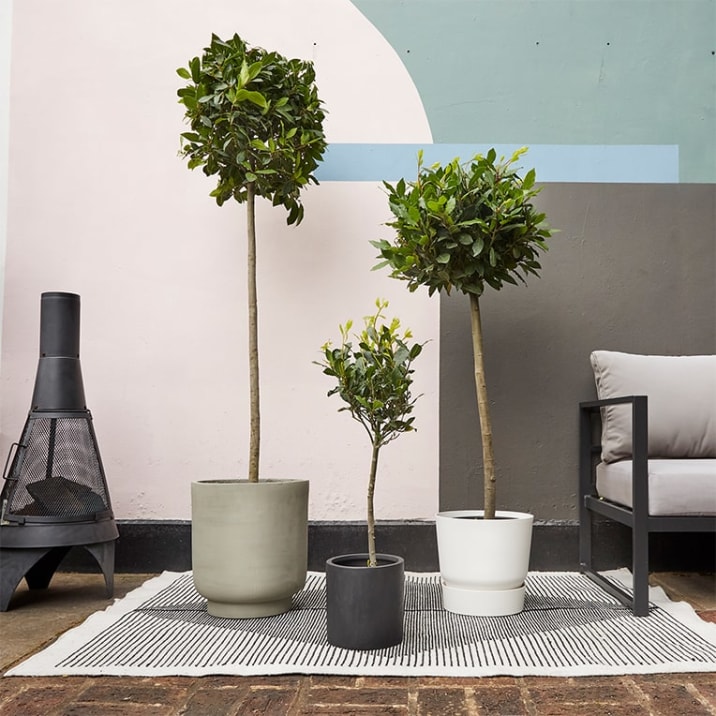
[0,292,118,611]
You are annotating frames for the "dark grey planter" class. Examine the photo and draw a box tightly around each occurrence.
[325,553,404,650]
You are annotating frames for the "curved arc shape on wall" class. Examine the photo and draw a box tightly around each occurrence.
[350,0,716,184]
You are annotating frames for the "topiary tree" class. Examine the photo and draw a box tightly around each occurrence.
[177,33,326,483]
[317,299,424,566]
[372,148,553,519]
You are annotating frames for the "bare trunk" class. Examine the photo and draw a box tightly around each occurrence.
[367,441,380,567]
[247,183,260,483]
[469,293,496,519]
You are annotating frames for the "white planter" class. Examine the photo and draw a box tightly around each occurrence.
[191,479,309,619]
[436,510,533,616]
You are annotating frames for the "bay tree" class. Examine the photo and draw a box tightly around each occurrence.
[177,33,326,482]
[372,148,553,519]
[317,300,424,566]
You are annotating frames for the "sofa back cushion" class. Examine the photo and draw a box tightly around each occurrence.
[590,351,716,462]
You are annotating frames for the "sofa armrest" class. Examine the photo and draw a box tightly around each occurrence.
[579,396,649,521]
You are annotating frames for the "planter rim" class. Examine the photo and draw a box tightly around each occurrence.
[327,553,404,570]
[193,478,309,486]
[436,509,533,520]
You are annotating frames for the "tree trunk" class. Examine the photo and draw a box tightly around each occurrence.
[247,183,260,483]
[469,293,496,519]
[367,441,380,567]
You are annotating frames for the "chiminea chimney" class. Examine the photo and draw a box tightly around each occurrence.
[0,292,118,611]
[32,291,86,410]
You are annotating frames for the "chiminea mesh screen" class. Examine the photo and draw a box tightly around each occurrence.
[2,415,110,520]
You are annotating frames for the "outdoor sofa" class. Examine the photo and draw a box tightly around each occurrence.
[579,351,716,616]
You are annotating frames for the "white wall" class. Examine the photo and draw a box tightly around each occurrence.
[1,0,439,521]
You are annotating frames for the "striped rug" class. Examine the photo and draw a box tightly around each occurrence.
[7,571,716,677]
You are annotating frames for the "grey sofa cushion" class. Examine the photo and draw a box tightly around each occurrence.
[596,459,716,516]
[590,351,716,462]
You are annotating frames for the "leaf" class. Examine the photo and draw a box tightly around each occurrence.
[190,57,201,83]
[239,60,250,87]
[247,60,265,82]
[176,67,191,79]
[234,89,268,108]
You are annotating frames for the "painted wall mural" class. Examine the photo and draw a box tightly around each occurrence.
[320,0,715,184]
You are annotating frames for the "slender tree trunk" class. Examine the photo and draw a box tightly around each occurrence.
[247,183,260,483]
[469,294,496,519]
[367,441,380,567]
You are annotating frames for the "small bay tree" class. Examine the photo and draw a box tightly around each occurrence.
[177,34,326,482]
[317,300,424,566]
[372,148,552,519]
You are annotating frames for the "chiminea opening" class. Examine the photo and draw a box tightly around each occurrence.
[0,292,118,611]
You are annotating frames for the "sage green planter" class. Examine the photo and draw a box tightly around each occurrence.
[191,479,309,618]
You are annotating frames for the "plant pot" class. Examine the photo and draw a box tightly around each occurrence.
[326,553,404,650]
[436,510,533,616]
[191,479,308,618]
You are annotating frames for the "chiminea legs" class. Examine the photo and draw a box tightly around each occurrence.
[0,541,115,612]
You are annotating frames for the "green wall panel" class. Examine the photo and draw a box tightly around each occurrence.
[352,0,716,182]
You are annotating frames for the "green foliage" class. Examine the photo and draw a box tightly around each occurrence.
[177,33,327,224]
[372,147,552,296]
[317,299,424,449]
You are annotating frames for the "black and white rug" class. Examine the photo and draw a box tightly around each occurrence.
[7,571,716,677]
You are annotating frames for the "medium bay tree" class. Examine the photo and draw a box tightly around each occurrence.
[372,148,552,519]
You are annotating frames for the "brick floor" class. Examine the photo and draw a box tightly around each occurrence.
[1,674,715,716]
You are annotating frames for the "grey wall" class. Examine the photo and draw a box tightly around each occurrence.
[440,183,716,519]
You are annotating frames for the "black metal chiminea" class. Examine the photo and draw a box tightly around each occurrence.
[0,292,118,611]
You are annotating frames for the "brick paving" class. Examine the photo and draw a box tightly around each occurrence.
[1,673,716,715]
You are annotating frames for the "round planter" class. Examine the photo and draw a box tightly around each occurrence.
[436,510,533,617]
[326,553,404,650]
[191,479,309,619]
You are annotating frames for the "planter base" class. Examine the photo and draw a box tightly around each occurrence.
[207,596,292,619]
[441,579,526,617]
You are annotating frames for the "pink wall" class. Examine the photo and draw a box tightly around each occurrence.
[1,0,439,522]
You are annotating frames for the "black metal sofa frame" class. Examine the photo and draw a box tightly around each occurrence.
[579,395,716,617]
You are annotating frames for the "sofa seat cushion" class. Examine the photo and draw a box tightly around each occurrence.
[596,459,716,516]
